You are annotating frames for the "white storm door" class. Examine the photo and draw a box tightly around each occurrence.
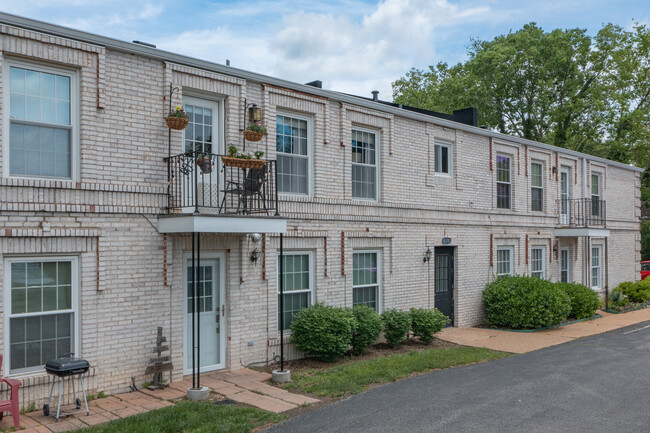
[560,168,570,225]
[181,97,222,212]
[560,247,571,283]
[184,255,225,373]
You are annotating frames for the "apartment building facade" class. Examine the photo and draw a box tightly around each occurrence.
[0,13,642,407]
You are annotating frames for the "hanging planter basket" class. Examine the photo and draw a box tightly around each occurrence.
[196,156,213,174]
[222,157,266,169]
[243,129,264,142]
[165,116,189,130]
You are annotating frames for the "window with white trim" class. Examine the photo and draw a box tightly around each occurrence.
[496,154,511,209]
[351,128,378,200]
[5,60,77,179]
[591,246,602,289]
[531,161,544,212]
[531,246,545,279]
[591,173,602,217]
[277,252,313,330]
[276,114,310,195]
[496,246,514,277]
[5,257,77,374]
[352,251,381,311]
[434,141,452,176]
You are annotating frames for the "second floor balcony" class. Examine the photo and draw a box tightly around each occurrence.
[165,151,279,216]
[558,198,606,228]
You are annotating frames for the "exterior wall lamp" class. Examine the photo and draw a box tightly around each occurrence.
[248,104,261,122]
[250,248,261,264]
[250,233,262,265]
[423,247,432,263]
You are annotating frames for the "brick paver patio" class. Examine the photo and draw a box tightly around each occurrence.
[0,368,317,432]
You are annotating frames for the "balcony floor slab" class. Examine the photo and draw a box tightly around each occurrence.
[159,214,287,234]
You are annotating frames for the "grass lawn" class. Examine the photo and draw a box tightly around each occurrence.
[283,346,510,398]
[70,401,286,433]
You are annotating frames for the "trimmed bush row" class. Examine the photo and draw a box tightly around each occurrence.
[290,303,449,362]
[483,275,599,329]
[610,278,650,308]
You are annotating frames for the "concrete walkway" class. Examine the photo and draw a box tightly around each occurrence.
[438,307,650,353]
[1,368,317,432]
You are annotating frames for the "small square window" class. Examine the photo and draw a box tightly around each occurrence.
[435,141,452,176]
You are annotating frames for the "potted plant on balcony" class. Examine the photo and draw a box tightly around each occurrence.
[222,145,266,169]
[243,123,267,142]
[165,106,190,130]
[196,153,213,174]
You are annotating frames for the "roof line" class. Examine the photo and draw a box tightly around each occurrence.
[0,12,643,174]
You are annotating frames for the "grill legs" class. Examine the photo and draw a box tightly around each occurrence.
[45,375,90,422]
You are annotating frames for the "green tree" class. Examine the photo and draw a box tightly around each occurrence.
[393,22,650,208]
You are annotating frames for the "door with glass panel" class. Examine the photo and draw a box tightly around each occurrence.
[560,247,571,283]
[560,167,571,226]
[434,247,454,325]
[184,256,225,373]
[182,97,221,211]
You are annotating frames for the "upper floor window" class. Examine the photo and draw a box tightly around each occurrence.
[591,173,602,217]
[352,128,379,200]
[531,162,544,212]
[531,246,545,279]
[496,246,514,277]
[183,97,221,155]
[352,251,381,311]
[435,141,452,176]
[496,154,511,209]
[5,61,76,179]
[276,114,310,195]
[5,257,77,374]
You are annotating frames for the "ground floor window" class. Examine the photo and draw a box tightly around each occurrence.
[277,252,312,331]
[352,251,380,311]
[531,246,545,279]
[496,246,514,277]
[5,257,77,374]
[591,246,602,289]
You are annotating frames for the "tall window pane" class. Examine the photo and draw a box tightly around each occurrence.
[353,252,379,310]
[276,115,309,194]
[278,253,311,330]
[496,155,511,209]
[531,247,545,279]
[352,129,378,200]
[496,247,513,277]
[531,162,543,211]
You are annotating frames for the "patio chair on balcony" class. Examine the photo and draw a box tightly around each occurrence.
[0,355,21,429]
[220,166,269,215]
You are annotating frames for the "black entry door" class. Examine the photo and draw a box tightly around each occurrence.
[434,247,454,325]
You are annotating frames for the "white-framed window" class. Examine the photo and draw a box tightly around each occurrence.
[183,96,223,155]
[4,256,79,375]
[351,128,379,200]
[591,246,602,289]
[277,252,313,331]
[276,113,311,195]
[496,246,514,277]
[531,161,544,212]
[434,140,452,177]
[531,246,545,279]
[496,154,511,209]
[591,173,602,217]
[352,250,381,311]
[3,58,78,180]
[560,247,571,283]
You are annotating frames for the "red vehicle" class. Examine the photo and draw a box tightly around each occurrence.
[642,261,650,280]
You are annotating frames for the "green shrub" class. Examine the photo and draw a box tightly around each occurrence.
[557,282,599,319]
[483,275,571,329]
[409,308,450,343]
[609,288,628,308]
[381,309,411,348]
[350,305,383,355]
[621,280,650,303]
[290,303,357,362]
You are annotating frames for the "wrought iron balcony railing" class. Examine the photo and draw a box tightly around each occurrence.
[557,198,606,227]
[166,152,279,216]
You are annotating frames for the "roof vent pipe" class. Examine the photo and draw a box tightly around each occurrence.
[371,90,379,101]
[226,59,230,66]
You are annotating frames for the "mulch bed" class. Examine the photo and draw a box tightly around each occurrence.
[260,337,460,376]
[602,303,650,314]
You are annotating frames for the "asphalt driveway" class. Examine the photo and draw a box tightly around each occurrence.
[265,322,650,433]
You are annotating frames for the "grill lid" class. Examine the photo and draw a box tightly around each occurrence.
[45,356,90,375]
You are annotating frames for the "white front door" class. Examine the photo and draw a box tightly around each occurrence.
[181,96,223,213]
[560,168,570,225]
[184,254,225,373]
[560,247,571,283]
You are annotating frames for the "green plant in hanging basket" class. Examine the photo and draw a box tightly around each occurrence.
[165,105,189,130]
[243,123,267,142]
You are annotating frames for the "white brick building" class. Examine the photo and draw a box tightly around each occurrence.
[0,13,642,407]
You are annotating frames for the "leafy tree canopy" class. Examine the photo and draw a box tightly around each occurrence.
[393,22,650,208]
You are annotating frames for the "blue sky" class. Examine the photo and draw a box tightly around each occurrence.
[2,1,648,100]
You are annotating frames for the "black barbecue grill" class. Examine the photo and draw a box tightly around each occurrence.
[43,355,90,421]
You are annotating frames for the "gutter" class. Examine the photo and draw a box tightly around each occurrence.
[0,11,644,174]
